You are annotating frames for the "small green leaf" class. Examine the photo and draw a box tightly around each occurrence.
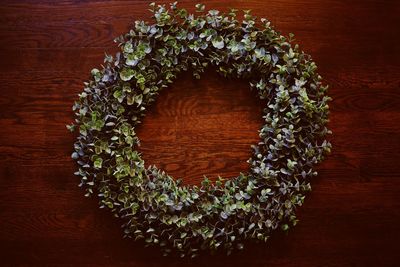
[124,42,134,53]
[281,224,289,231]
[212,36,224,49]
[113,90,125,103]
[127,94,135,105]
[135,94,143,105]
[91,68,102,82]
[66,124,75,132]
[126,54,138,66]
[119,68,135,81]
[195,3,205,12]
[208,9,219,16]
[93,156,103,169]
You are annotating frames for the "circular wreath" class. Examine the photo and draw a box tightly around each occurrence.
[68,2,331,258]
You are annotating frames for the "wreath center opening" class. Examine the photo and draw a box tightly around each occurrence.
[136,68,265,185]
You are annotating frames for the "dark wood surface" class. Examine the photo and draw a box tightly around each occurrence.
[1,0,399,266]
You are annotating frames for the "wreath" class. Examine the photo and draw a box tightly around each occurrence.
[68,2,332,258]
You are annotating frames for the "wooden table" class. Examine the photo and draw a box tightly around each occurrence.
[0,0,399,266]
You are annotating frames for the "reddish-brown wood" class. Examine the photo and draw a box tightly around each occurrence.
[0,0,399,266]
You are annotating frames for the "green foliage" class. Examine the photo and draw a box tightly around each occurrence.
[68,2,332,258]
[119,68,135,81]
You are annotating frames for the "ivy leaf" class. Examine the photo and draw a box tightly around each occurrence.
[126,54,139,66]
[208,9,219,16]
[254,47,265,58]
[281,224,289,231]
[195,3,205,12]
[119,68,135,81]
[91,68,102,82]
[113,90,125,103]
[220,211,228,220]
[135,94,143,105]
[272,53,279,64]
[127,94,135,105]
[124,42,134,53]
[212,36,224,49]
[66,124,75,132]
[93,156,103,169]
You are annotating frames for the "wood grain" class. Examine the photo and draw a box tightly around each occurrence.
[0,0,399,266]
